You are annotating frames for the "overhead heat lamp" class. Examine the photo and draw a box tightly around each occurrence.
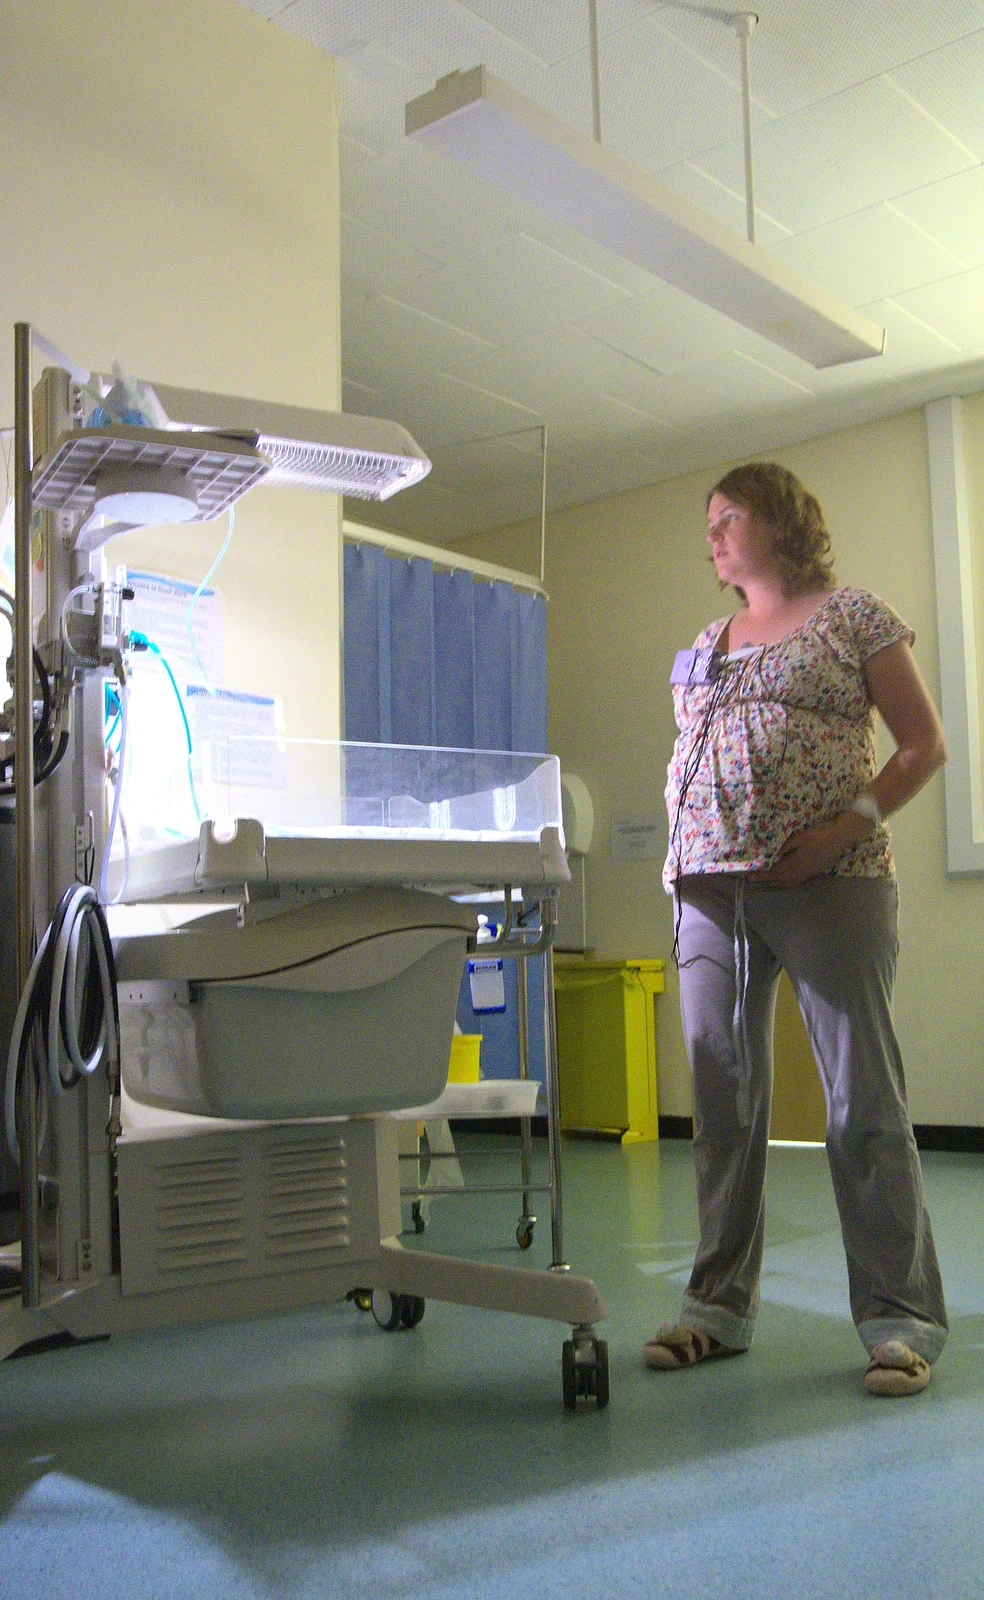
[406,65,886,370]
[31,373,432,549]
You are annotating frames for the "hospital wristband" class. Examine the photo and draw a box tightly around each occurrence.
[846,792,882,827]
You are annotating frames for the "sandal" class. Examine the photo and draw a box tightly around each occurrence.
[643,1322,732,1370]
[864,1339,931,1397]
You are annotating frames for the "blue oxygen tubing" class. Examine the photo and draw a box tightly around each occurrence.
[102,634,202,906]
[100,674,130,905]
[186,503,234,695]
[125,631,201,817]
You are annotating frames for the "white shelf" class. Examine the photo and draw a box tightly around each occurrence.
[392,1079,540,1119]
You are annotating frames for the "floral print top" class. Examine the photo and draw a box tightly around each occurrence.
[663,587,913,892]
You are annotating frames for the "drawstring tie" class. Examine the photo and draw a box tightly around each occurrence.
[732,877,753,1127]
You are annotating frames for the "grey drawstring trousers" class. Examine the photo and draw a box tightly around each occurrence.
[675,873,948,1361]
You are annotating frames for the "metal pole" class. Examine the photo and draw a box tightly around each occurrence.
[587,0,602,143]
[516,953,535,1230]
[540,901,568,1270]
[539,424,548,588]
[13,322,40,1308]
[736,13,758,244]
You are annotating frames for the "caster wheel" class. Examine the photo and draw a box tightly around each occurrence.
[411,1201,426,1235]
[593,1340,610,1409]
[370,1290,403,1331]
[561,1336,610,1410]
[400,1295,426,1329]
[371,1290,425,1331]
[562,1339,578,1410]
[516,1220,535,1250]
[350,1288,373,1313]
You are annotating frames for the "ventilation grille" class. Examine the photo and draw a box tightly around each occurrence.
[258,434,430,499]
[153,1150,248,1277]
[32,426,270,520]
[116,1120,378,1297]
[262,1128,350,1262]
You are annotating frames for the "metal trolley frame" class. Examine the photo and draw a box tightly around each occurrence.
[0,324,609,1413]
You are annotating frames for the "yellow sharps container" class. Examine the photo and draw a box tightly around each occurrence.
[553,959,664,1144]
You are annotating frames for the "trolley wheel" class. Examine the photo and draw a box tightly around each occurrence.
[562,1340,578,1409]
[350,1287,373,1313]
[411,1200,426,1234]
[516,1220,535,1250]
[593,1340,610,1409]
[561,1335,610,1411]
[399,1294,426,1329]
[370,1290,403,1331]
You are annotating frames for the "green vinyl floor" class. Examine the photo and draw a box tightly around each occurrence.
[0,1134,982,1600]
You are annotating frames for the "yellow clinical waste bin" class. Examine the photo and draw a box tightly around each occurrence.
[553,959,664,1144]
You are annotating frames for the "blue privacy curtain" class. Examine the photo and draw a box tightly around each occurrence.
[343,538,548,1087]
[343,541,547,753]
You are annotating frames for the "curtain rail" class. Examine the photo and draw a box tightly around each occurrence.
[342,519,547,598]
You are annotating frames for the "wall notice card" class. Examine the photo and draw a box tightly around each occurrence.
[126,569,224,686]
[185,686,286,789]
[610,817,662,861]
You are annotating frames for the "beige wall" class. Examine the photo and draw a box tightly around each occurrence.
[0,0,342,737]
[962,392,984,731]
[452,405,984,1128]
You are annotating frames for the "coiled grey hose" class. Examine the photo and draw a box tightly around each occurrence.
[4,885,120,1162]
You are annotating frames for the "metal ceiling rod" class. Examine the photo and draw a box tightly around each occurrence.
[539,424,548,587]
[735,12,758,244]
[588,0,602,143]
[649,3,760,243]
[13,322,40,1310]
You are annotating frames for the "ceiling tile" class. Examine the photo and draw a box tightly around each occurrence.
[427,429,544,494]
[294,0,558,101]
[341,141,542,262]
[638,349,817,432]
[548,394,667,457]
[392,232,632,344]
[891,268,984,350]
[891,168,984,269]
[342,375,381,407]
[272,0,396,60]
[576,284,750,375]
[339,131,382,174]
[348,471,483,540]
[692,76,977,232]
[448,317,678,421]
[651,0,984,118]
[343,294,496,393]
[237,0,298,18]
[335,57,406,155]
[341,212,443,298]
[890,30,984,161]
[441,0,653,68]
[362,370,539,452]
[519,215,664,296]
[652,163,791,248]
[543,13,771,175]
[439,0,587,67]
[854,297,962,363]
[768,203,967,305]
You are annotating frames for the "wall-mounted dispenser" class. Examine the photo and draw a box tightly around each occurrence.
[557,772,594,952]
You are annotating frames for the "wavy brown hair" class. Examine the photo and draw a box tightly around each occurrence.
[708,462,835,593]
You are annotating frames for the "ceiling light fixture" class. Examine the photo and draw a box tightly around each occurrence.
[406,66,886,370]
